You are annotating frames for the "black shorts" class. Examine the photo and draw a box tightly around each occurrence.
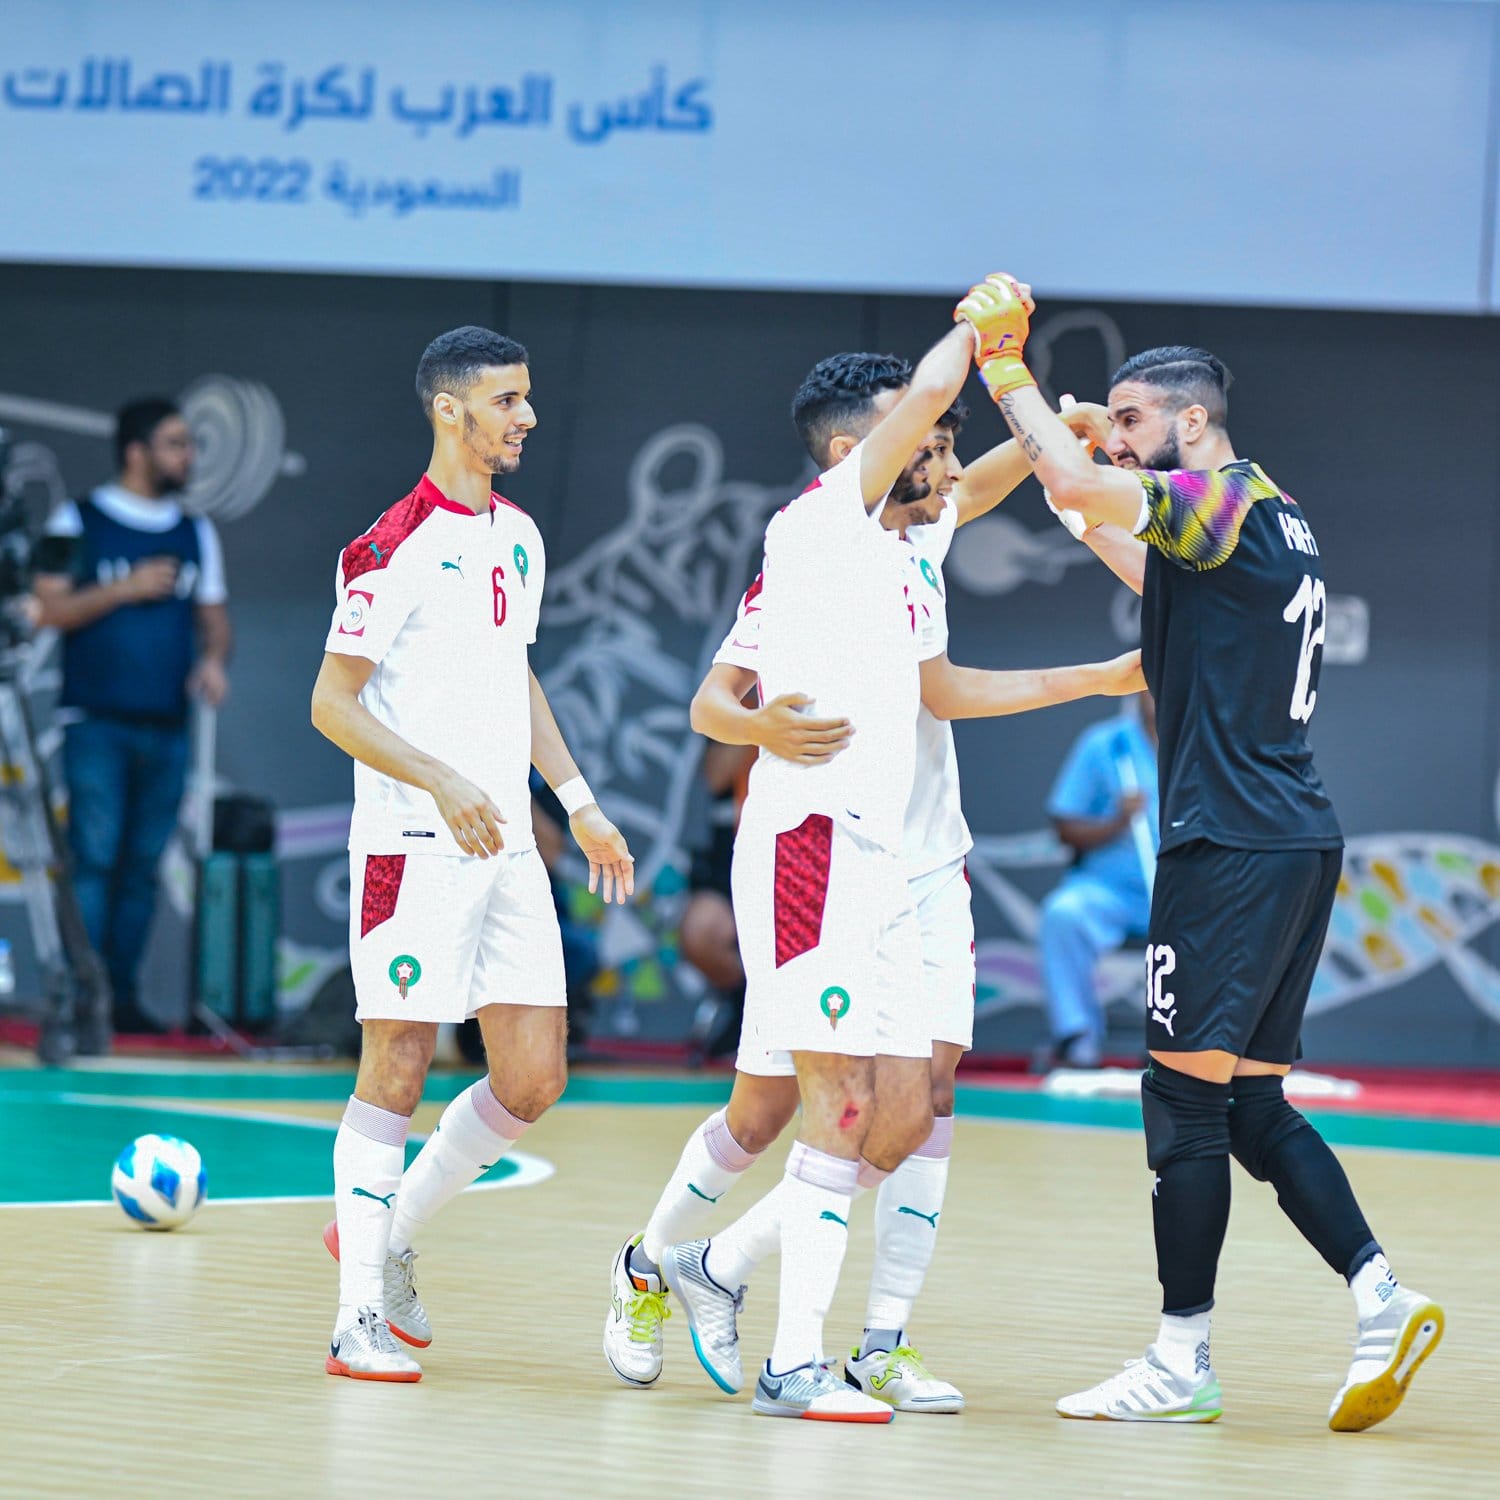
[1144,839,1342,1064]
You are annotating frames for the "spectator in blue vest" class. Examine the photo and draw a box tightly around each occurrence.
[33,398,232,1034]
[1041,692,1158,1069]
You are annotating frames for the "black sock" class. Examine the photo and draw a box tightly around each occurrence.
[1153,1152,1232,1315]
[1260,1125,1379,1281]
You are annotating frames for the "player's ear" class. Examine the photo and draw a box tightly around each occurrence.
[1180,403,1210,442]
[431,391,461,428]
[827,432,856,464]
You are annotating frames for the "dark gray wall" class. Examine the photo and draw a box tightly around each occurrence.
[1,262,1496,1066]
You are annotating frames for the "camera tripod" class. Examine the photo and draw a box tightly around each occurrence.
[0,641,112,1064]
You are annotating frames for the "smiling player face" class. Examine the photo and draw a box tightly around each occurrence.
[882,424,962,531]
[455,363,536,475]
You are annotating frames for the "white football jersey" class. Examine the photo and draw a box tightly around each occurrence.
[325,474,545,857]
[731,445,919,854]
[717,490,971,880]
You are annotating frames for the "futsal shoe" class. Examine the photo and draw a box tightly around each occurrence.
[1328,1288,1444,1432]
[1056,1345,1223,1422]
[753,1360,894,1423]
[322,1220,433,1348]
[603,1234,671,1388]
[659,1238,744,1393]
[325,1307,423,1382]
[845,1344,965,1413]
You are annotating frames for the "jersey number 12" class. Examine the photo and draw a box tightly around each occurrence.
[1282,573,1326,723]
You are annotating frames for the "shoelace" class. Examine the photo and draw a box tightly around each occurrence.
[358,1309,403,1356]
[885,1345,937,1380]
[390,1253,426,1314]
[627,1289,670,1345]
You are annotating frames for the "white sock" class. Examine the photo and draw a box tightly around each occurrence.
[1154,1310,1211,1379]
[767,1142,859,1373]
[862,1121,952,1343]
[333,1095,409,1323]
[388,1079,529,1255]
[704,1181,784,1289]
[641,1109,760,1265]
[1350,1253,1400,1322]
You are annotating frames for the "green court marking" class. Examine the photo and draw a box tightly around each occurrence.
[2,1068,1497,1182]
[0,1092,522,1206]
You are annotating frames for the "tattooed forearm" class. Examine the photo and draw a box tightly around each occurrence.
[997,393,1043,462]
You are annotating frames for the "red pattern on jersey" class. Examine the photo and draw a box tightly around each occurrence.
[773,814,834,968]
[492,492,529,516]
[361,854,407,937]
[342,488,437,587]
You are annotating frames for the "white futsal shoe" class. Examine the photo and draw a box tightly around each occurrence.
[659,1238,744,1394]
[325,1307,423,1383]
[753,1359,893,1423]
[1328,1287,1444,1432]
[322,1220,432,1348]
[1057,1344,1222,1422]
[603,1235,671,1388]
[844,1343,965,1413]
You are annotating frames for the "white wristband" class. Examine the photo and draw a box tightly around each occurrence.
[554,776,595,816]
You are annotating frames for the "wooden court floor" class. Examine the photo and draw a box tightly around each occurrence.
[2,1072,1495,1499]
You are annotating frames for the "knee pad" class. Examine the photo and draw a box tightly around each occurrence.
[1227,1073,1310,1180]
[1140,1064,1232,1172]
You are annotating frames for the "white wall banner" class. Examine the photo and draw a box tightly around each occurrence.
[1,0,1496,311]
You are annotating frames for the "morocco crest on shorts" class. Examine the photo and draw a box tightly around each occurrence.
[819,985,851,1031]
[389,955,423,1000]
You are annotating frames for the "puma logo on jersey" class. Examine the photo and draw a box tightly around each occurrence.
[441,556,464,578]
[1277,511,1319,556]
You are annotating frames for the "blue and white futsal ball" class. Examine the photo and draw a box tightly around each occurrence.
[111,1134,207,1230]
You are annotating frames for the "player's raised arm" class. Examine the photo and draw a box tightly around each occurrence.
[856,323,977,509]
[955,276,1147,533]
[527,668,634,903]
[919,649,1143,721]
[689,661,853,765]
[311,651,506,857]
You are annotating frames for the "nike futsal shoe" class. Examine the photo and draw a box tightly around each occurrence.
[603,1234,671,1388]
[659,1238,744,1394]
[1328,1288,1444,1432]
[322,1220,432,1348]
[325,1307,423,1382]
[1056,1345,1223,1422]
[845,1344,964,1413]
[753,1360,894,1423]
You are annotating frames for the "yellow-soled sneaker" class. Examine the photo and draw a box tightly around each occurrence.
[1328,1289,1444,1432]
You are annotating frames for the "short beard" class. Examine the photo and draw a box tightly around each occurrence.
[463,407,518,474]
[1142,429,1182,471]
[154,471,187,497]
[888,471,932,508]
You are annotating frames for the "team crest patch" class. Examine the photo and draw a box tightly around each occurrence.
[819,985,851,1030]
[513,543,529,585]
[389,955,423,999]
[339,589,373,637]
[919,558,940,591]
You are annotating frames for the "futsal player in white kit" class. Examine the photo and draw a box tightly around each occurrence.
[603,354,1141,1414]
[311,326,634,1382]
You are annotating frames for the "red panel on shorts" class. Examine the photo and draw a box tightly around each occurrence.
[773,814,834,968]
[361,854,407,937]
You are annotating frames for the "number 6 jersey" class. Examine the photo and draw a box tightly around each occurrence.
[1133,459,1342,854]
[324,474,546,857]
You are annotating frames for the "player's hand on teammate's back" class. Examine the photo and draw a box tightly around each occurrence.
[568,806,635,904]
[954,274,1035,396]
[428,767,507,857]
[1100,649,1146,697]
[754,693,854,765]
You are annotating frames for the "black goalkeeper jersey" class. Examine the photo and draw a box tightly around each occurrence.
[1136,459,1343,855]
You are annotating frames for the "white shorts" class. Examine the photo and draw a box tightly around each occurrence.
[349,847,566,1023]
[737,852,975,1077]
[732,812,927,1072]
[910,856,976,1051]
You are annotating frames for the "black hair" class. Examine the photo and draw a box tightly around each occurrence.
[415,325,529,417]
[114,398,180,468]
[790,352,911,464]
[1109,345,1232,428]
[937,395,969,433]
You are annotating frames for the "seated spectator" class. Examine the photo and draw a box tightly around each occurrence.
[1040,693,1158,1068]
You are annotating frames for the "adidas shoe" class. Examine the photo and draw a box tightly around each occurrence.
[322,1220,432,1348]
[325,1307,422,1382]
[603,1235,671,1388]
[1328,1287,1444,1432]
[1057,1344,1222,1422]
[845,1344,964,1413]
[753,1360,893,1423]
[659,1238,744,1394]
